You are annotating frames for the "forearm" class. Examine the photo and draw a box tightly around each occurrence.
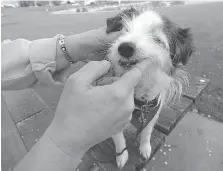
[1,35,71,90]
[1,39,38,90]
[13,127,85,171]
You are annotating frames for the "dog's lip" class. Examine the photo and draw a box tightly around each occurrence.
[119,60,140,68]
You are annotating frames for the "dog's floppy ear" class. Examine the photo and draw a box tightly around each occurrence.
[106,7,139,33]
[173,28,194,66]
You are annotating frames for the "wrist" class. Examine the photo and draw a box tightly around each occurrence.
[45,121,91,157]
[55,35,72,72]
[39,133,77,169]
[14,127,81,171]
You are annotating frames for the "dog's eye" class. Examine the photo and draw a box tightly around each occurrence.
[154,37,165,47]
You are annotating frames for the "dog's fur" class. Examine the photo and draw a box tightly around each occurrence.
[106,7,194,168]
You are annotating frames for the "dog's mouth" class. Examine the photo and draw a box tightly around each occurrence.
[118,60,140,69]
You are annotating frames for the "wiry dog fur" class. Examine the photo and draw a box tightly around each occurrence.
[106,7,194,168]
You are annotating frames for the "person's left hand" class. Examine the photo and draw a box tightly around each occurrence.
[55,26,121,71]
[68,26,121,61]
[54,26,121,83]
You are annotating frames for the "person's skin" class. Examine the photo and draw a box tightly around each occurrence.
[13,60,151,171]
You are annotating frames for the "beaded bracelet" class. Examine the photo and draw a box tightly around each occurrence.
[58,34,75,64]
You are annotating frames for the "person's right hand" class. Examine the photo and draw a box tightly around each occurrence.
[47,60,151,157]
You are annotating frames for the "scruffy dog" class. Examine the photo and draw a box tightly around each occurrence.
[105,7,194,168]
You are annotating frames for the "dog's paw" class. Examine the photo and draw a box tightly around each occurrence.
[116,150,128,169]
[139,142,152,159]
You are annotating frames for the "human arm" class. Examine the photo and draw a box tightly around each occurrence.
[13,60,150,171]
[13,128,85,171]
[1,27,120,90]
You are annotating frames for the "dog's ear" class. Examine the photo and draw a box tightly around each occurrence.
[106,7,139,33]
[173,28,194,66]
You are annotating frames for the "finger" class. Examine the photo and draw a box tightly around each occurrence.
[125,89,135,113]
[112,59,152,94]
[94,26,122,45]
[96,77,119,86]
[53,61,88,83]
[66,27,121,62]
[86,50,107,61]
[75,26,121,47]
[80,26,121,50]
[72,60,111,87]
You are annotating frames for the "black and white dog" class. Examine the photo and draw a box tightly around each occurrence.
[105,7,194,168]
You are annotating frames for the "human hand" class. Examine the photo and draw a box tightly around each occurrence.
[47,60,151,156]
[55,26,121,73]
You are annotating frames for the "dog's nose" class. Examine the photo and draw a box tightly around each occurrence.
[118,42,135,58]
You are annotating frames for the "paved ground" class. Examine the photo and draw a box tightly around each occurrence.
[146,112,223,171]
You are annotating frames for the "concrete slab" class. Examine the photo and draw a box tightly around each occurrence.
[146,112,223,171]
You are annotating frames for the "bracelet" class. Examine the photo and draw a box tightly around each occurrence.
[58,34,75,64]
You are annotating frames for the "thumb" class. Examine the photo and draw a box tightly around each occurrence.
[52,61,88,83]
[112,59,152,94]
[71,60,111,88]
[95,77,119,86]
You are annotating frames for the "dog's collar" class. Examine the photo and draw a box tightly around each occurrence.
[134,95,160,126]
[134,96,159,108]
[133,95,161,144]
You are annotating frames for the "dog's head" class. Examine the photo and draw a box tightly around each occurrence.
[106,8,194,105]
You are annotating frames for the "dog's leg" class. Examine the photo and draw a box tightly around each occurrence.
[139,104,163,159]
[112,132,128,168]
